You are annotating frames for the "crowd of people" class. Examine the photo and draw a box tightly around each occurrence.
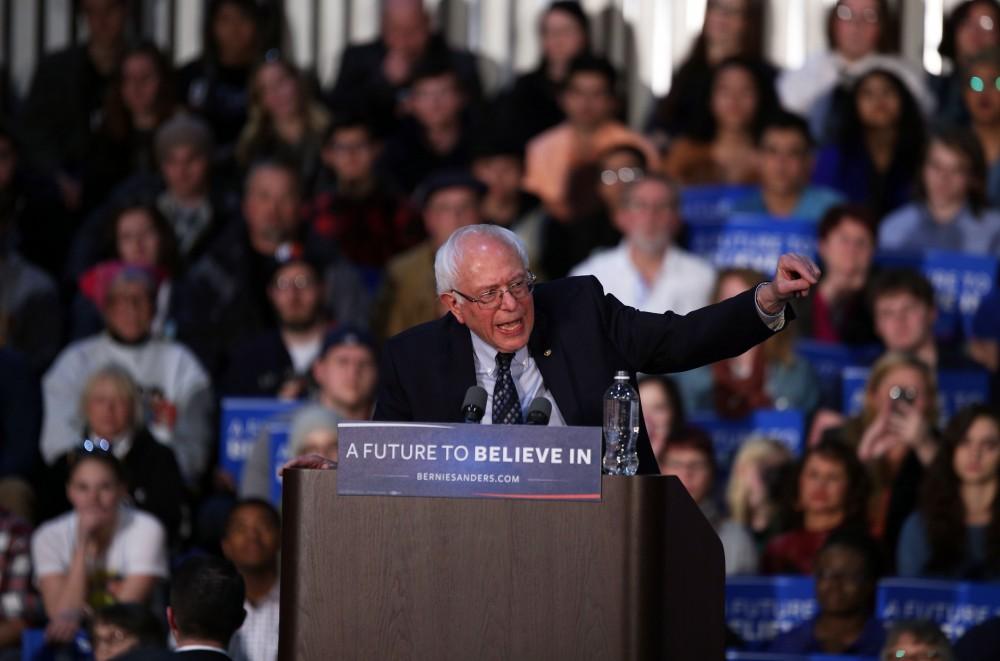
[0,0,999,658]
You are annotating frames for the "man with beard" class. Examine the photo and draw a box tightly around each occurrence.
[570,175,716,315]
[222,250,328,399]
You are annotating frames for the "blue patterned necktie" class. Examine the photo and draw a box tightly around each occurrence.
[493,352,523,425]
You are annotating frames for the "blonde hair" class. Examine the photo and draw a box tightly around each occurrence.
[725,437,793,526]
[860,351,940,427]
[80,364,144,432]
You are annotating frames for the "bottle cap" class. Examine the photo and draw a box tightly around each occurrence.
[615,370,628,379]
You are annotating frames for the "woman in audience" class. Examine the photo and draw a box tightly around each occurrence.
[880,127,1000,255]
[638,374,686,473]
[964,48,1000,207]
[72,201,181,340]
[38,365,186,541]
[673,268,821,418]
[31,448,168,644]
[822,352,940,556]
[767,531,885,655]
[812,67,926,218]
[933,0,1000,125]
[663,56,777,185]
[86,42,178,210]
[778,0,930,141]
[648,0,771,144]
[726,437,796,553]
[493,1,590,148]
[762,439,869,574]
[236,55,331,187]
[897,404,1000,579]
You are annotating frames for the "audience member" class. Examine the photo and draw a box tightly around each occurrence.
[733,112,844,221]
[491,1,591,148]
[812,67,926,218]
[168,554,246,659]
[31,449,168,644]
[308,328,378,421]
[767,531,885,656]
[304,117,422,275]
[19,0,130,211]
[91,602,167,661]
[969,285,1000,405]
[898,404,1000,579]
[570,175,716,314]
[38,365,187,540]
[523,54,658,221]
[638,374,686,471]
[177,0,265,157]
[674,268,820,418]
[726,438,795,553]
[881,620,955,661]
[648,0,771,143]
[0,349,41,519]
[374,170,483,339]
[221,499,281,661]
[964,48,1000,207]
[880,126,1000,255]
[236,56,331,187]
[327,0,482,137]
[0,508,42,659]
[798,204,878,345]
[42,264,214,483]
[86,42,178,210]
[663,56,778,185]
[762,440,869,574]
[223,251,329,398]
[933,0,1000,126]
[777,0,930,142]
[662,427,758,575]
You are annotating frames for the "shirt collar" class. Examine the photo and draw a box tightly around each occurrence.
[469,330,530,378]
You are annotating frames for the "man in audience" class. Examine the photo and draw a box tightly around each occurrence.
[310,327,379,421]
[0,508,42,658]
[523,54,659,221]
[327,0,481,137]
[871,268,978,370]
[734,112,844,221]
[379,59,476,193]
[169,554,246,659]
[374,170,483,339]
[570,175,716,315]
[223,250,329,399]
[221,499,281,661]
[305,116,422,275]
[41,264,214,483]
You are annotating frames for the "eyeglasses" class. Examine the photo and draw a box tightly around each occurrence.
[81,437,112,454]
[969,75,1000,92]
[452,272,536,309]
[881,650,942,660]
[601,167,643,186]
[836,5,879,24]
[273,274,317,291]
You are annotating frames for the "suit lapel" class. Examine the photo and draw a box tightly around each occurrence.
[528,308,582,424]
[443,315,478,421]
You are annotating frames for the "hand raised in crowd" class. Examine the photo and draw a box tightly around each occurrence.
[756,253,821,314]
[857,410,902,463]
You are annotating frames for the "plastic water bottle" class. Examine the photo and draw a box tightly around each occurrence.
[602,370,640,475]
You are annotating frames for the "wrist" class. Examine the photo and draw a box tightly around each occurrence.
[755,282,785,315]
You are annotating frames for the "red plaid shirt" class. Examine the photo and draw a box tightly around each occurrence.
[0,511,42,623]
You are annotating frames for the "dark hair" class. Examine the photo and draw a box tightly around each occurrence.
[817,203,878,241]
[245,158,302,197]
[170,554,246,645]
[820,528,884,581]
[563,53,618,94]
[826,0,899,54]
[67,446,127,485]
[686,55,780,142]
[759,110,815,149]
[940,0,1000,62]
[883,620,954,661]
[791,440,870,531]
[409,56,464,94]
[539,1,591,61]
[598,143,648,170]
[868,268,936,309]
[322,114,376,147]
[102,41,176,142]
[224,497,282,538]
[688,0,767,64]
[638,375,687,440]
[102,198,181,276]
[203,0,263,68]
[920,404,1000,577]
[665,425,717,477]
[94,603,165,648]
[916,126,989,216]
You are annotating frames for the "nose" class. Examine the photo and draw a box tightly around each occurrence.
[498,289,518,311]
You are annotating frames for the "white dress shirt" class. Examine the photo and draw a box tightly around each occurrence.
[470,332,567,426]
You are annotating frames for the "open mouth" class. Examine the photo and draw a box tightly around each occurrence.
[496,319,523,333]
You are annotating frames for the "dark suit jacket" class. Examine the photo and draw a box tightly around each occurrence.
[374,276,783,474]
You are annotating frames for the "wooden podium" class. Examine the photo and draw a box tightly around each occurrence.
[278,471,725,660]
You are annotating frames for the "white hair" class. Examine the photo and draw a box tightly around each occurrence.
[434,224,530,296]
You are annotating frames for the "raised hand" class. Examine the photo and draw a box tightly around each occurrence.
[756,253,822,314]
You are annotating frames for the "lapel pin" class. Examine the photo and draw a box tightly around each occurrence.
[543,349,552,357]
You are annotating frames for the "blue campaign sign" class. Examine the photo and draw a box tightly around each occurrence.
[877,578,1000,640]
[842,367,990,421]
[681,184,758,223]
[726,654,877,661]
[725,576,817,646]
[689,410,805,476]
[338,422,602,500]
[268,423,293,506]
[795,341,881,410]
[876,251,998,342]
[219,398,300,483]
[686,215,817,273]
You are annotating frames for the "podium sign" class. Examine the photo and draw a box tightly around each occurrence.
[338,422,602,501]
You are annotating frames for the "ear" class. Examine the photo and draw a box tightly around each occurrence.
[440,292,465,325]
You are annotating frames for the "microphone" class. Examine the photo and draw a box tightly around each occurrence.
[462,386,487,423]
[525,397,552,425]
